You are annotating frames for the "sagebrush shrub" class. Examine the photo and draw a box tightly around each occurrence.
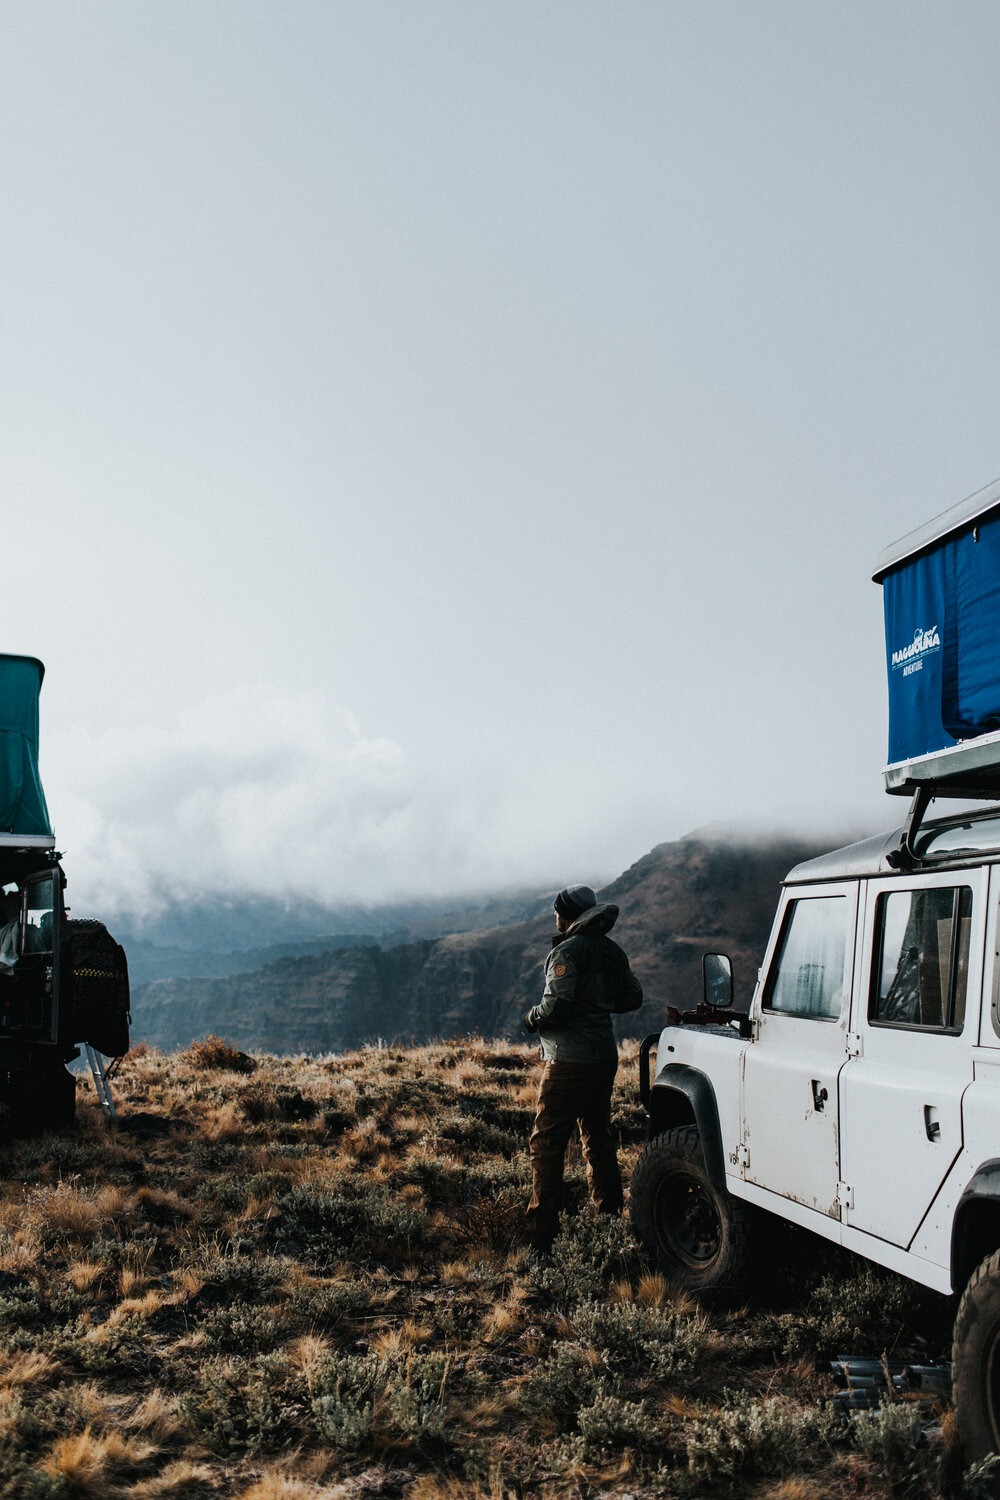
[433,1109,522,1158]
[185,1035,257,1074]
[287,1277,372,1334]
[533,1210,637,1306]
[384,1351,452,1443]
[192,1252,286,1301]
[310,1354,378,1449]
[199,1300,288,1355]
[575,1390,661,1452]
[962,1453,1000,1499]
[0,1388,49,1454]
[685,1396,838,1487]
[270,1182,429,1266]
[851,1401,928,1489]
[521,1342,600,1428]
[571,1297,710,1380]
[772,1258,938,1359]
[0,1282,45,1330]
[181,1354,305,1456]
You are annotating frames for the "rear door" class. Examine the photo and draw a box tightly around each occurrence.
[838,868,984,1247]
[17,870,61,1043]
[741,883,857,1217]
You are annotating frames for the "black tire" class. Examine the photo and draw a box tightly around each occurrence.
[953,1248,1000,1473]
[629,1124,750,1295]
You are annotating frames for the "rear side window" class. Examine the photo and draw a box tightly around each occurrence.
[764,896,848,1020]
[870,886,972,1031]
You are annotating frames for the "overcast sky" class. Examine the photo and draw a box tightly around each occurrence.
[2,2,998,915]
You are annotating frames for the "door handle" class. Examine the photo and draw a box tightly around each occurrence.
[924,1105,941,1142]
[811,1079,828,1112]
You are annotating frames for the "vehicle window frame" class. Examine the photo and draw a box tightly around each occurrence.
[761,892,851,1023]
[21,873,57,956]
[868,883,972,1036]
[991,868,1000,1041]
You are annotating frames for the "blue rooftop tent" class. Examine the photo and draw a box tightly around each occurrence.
[874,477,1000,787]
[0,654,53,840]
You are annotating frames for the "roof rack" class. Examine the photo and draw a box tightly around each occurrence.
[886,772,1000,871]
[884,728,1000,799]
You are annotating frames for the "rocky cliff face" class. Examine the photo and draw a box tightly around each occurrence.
[133,831,830,1053]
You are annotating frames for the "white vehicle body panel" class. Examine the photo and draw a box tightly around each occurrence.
[652,1022,744,1156]
[980,867,1000,1048]
[838,867,987,1249]
[646,810,1000,1299]
[741,882,856,1217]
[910,1048,1000,1269]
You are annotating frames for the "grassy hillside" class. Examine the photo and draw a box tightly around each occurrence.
[0,1038,972,1498]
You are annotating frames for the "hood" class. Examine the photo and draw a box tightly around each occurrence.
[565,902,619,938]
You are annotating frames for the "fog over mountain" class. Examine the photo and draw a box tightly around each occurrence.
[49,684,655,920]
[49,681,885,928]
[132,828,834,1054]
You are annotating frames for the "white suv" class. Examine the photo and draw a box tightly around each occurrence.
[630,799,1000,1467]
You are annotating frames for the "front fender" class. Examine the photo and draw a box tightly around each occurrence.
[952,1159,1000,1293]
[649,1062,726,1189]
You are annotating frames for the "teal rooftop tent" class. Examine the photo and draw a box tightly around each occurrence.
[0,655,52,840]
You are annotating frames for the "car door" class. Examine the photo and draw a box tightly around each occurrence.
[838,867,984,1248]
[741,883,857,1217]
[15,870,61,1043]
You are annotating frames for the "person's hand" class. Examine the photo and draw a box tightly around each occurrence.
[523,1010,538,1033]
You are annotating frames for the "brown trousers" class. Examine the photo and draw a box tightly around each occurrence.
[526,1059,623,1240]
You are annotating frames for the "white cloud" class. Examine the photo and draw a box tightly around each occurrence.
[41,684,618,919]
[38,680,892,925]
[42,686,456,915]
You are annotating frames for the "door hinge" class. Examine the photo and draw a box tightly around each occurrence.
[735,1143,750,1170]
[836,1180,854,1210]
[846,1032,863,1058]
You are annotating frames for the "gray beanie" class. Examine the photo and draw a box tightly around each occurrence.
[553,885,597,922]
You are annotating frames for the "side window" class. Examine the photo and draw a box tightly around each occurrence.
[870,886,972,1031]
[22,877,55,955]
[764,896,848,1020]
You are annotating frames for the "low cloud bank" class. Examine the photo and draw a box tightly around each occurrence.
[38,686,889,926]
[41,686,577,920]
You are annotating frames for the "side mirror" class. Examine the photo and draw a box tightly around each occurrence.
[703,953,733,1010]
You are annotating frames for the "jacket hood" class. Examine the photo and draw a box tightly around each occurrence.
[565,902,619,938]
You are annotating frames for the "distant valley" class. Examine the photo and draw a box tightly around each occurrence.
[123,830,834,1054]
[104,888,550,985]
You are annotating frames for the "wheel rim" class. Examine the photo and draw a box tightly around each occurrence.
[653,1172,723,1271]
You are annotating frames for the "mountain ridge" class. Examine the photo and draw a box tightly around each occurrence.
[132,829,835,1053]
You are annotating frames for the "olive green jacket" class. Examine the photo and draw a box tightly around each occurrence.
[525,903,643,1065]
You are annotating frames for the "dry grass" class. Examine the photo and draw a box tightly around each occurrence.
[0,1350,61,1388]
[41,1425,157,1484]
[235,1478,325,1500]
[126,1461,217,1497]
[0,1036,957,1498]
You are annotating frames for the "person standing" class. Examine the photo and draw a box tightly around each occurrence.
[523,884,642,1251]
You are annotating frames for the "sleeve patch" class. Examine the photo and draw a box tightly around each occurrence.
[554,963,568,977]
